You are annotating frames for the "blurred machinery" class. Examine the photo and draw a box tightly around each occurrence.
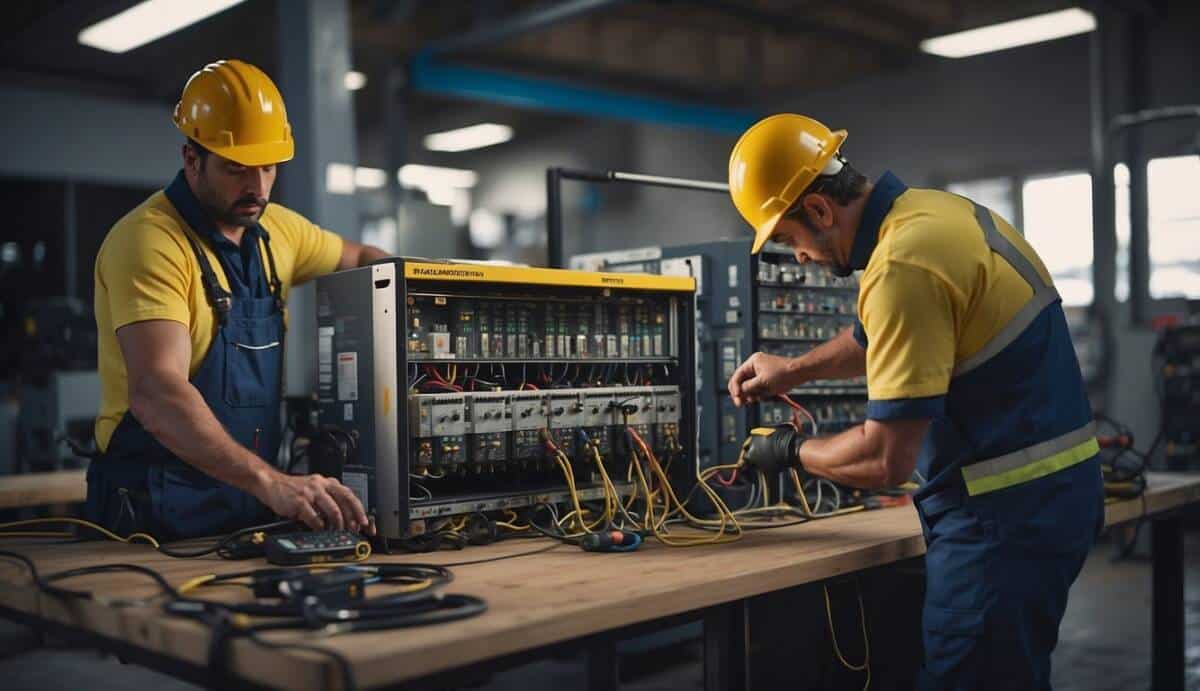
[1155,323,1200,470]
[312,258,697,541]
[1063,305,1106,387]
[8,298,99,473]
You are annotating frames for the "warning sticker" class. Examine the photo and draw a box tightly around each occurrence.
[318,327,334,388]
[337,352,358,401]
[342,471,369,508]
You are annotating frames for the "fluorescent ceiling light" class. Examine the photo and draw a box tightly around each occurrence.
[398,164,478,190]
[344,70,367,91]
[78,0,246,53]
[424,123,514,152]
[354,167,387,190]
[920,7,1095,58]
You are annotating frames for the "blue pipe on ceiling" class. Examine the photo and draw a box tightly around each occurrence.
[408,53,760,135]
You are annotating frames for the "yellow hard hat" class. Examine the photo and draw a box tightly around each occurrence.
[728,114,847,254]
[173,59,294,167]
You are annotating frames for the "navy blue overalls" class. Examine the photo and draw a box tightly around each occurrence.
[848,174,1105,689]
[905,199,1105,689]
[86,173,285,541]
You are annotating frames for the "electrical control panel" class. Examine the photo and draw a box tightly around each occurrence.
[314,259,697,540]
[572,239,868,504]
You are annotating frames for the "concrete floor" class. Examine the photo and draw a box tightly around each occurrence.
[2,533,1198,691]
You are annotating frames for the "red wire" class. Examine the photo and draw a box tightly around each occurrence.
[778,394,817,435]
[715,469,738,486]
[423,365,447,384]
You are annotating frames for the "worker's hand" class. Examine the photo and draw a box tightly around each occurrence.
[258,472,374,534]
[728,352,801,406]
[739,425,804,476]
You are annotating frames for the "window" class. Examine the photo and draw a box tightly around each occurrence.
[1114,163,1131,302]
[1147,155,1200,299]
[1021,171,1094,306]
[947,177,1017,228]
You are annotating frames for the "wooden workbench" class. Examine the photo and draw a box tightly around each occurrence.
[0,469,87,510]
[0,471,1196,691]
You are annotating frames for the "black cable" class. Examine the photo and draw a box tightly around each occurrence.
[0,550,40,583]
[317,593,488,632]
[2,551,483,691]
[244,628,357,691]
[709,518,811,531]
[528,503,586,545]
[40,563,179,606]
[435,541,562,567]
[172,563,455,618]
[156,520,303,559]
[192,608,357,691]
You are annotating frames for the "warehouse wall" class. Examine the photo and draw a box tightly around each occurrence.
[461,118,641,263]
[0,85,179,187]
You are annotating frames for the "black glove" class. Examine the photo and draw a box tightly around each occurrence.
[740,425,804,475]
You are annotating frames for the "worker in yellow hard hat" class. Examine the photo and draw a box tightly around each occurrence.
[87,60,388,540]
[728,114,1103,690]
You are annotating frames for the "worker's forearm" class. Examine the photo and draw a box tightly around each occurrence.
[787,326,866,383]
[129,378,277,495]
[799,425,895,490]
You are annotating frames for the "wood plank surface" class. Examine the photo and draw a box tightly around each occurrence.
[0,469,87,509]
[0,471,1195,690]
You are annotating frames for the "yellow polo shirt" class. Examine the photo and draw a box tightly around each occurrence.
[93,183,343,451]
[856,184,1053,406]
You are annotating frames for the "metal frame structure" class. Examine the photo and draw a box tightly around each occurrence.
[545,167,730,269]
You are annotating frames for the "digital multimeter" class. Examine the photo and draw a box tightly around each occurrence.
[264,530,371,565]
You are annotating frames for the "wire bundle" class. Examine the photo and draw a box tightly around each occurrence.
[708,395,865,527]
[626,423,744,546]
[0,536,485,691]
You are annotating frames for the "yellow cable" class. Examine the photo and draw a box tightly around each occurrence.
[552,449,599,532]
[0,518,160,549]
[823,581,871,690]
[497,507,532,531]
[637,432,738,531]
[177,573,218,595]
[0,531,76,538]
[626,429,741,546]
[790,470,865,519]
[588,444,621,526]
[390,577,434,593]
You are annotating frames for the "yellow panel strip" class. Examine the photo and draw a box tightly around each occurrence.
[404,261,695,292]
[964,437,1099,496]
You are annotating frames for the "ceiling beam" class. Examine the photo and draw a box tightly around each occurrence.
[676,0,909,53]
[456,53,751,104]
[420,0,634,57]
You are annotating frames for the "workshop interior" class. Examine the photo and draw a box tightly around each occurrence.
[0,1,1198,690]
